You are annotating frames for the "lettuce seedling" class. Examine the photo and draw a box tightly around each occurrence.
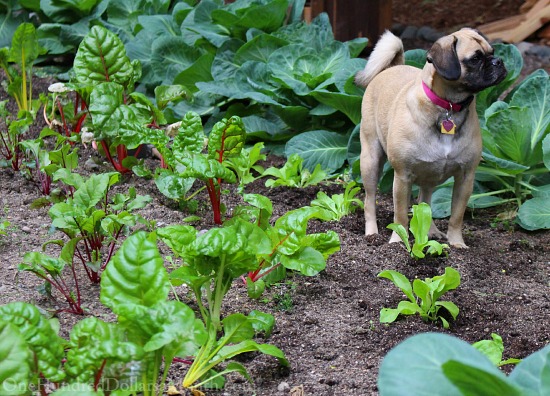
[311,181,364,221]
[473,333,521,367]
[387,202,449,259]
[264,153,327,188]
[378,267,460,329]
[158,220,288,391]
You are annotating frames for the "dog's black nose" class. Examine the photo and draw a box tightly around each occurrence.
[491,57,503,67]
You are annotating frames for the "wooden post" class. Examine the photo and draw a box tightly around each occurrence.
[308,0,392,46]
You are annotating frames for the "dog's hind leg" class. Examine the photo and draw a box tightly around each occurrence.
[360,135,385,236]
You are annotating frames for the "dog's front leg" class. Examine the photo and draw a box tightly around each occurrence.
[447,170,475,248]
[390,171,412,243]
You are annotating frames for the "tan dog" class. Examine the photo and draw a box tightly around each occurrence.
[355,28,507,248]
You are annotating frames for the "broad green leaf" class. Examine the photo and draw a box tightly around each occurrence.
[517,197,550,230]
[410,202,432,246]
[285,130,348,173]
[100,231,169,311]
[543,134,550,170]
[248,310,275,337]
[222,314,255,344]
[73,172,119,210]
[151,36,203,85]
[473,333,505,366]
[509,344,550,394]
[443,360,521,396]
[216,339,288,366]
[0,320,33,395]
[377,270,415,302]
[173,111,205,154]
[207,116,246,160]
[310,90,362,124]
[179,152,236,183]
[73,25,135,86]
[435,301,460,320]
[0,302,65,382]
[9,23,40,66]
[378,333,504,396]
[379,308,401,323]
[279,246,326,276]
[405,49,427,68]
[235,33,288,64]
[157,225,197,257]
[386,223,411,252]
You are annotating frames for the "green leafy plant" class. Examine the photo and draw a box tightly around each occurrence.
[0,100,33,171]
[311,181,363,220]
[377,267,460,329]
[0,219,9,237]
[233,194,340,298]
[378,332,550,396]
[387,202,449,259]
[20,128,79,198]
[224,141,267,192]
[46,172,152,283]
[158,219,289,391]
[4,232,205,395]
[473,333,521,367]
[0,22,44,114]
[147,111,246,225]
[264,153,327,188]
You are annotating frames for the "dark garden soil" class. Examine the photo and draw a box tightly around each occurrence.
[1,1,550,395]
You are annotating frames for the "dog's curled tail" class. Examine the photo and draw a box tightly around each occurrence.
[355,30,404,88]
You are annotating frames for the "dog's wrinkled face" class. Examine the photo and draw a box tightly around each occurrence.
[426,28,507,92]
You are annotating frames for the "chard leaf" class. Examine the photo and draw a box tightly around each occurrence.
[73,172,119,210]
[73,25,135,86]
[9,23,41,67]
[248,310,275,337]
[154,169,195,200]
[157,225,197,257]
[222,313,255,344]
[0,320,33,395]
[0,302,65,382]
[178,152,236,183]
[280,246,326,276]
[208,116,246,160]
[64,317,143,384]
[100,231,169,311]
[216,339,288,367]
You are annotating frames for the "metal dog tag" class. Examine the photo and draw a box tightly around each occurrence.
[441,119,456,134]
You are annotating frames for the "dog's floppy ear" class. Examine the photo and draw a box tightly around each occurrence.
[426,36,461,81]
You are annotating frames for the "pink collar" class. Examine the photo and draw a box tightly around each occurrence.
[422,81,470,112]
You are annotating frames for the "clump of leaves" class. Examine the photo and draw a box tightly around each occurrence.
[0,100,33,171]
[0,219,9,237]
[0,22,44,114]
[264,153,327,188]
[378,267,460,329]
[379,332,550,396]
[387,202,449,259]
[158,220,288,391]
[311,181,363,221]
[473,333,521,367]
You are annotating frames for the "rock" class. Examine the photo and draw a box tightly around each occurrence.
[84,157,100,171]
[21,226,31,234]
[277,381,290,392]
[400,25,419,40]
[417,26,445,42]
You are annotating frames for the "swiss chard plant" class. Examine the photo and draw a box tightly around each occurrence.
[0,22,44,115]
[377,267,461,329]
[378,332,550,396]
[158,220,288,391]
[4,232,206,395]
[0,100,33,171]
[233,194,340,298]
[387,202,449,259]
[264,153,327,188]
[47,172,152,283]
[146,111,246,225]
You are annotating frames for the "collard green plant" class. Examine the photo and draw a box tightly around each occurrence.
[264,153,327,188]
[378,332,550,396]
[378,267,460,329]
[157,220,288,391]
[0,22,44,115]
[387,202,449,259]
[311,181,363,221]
